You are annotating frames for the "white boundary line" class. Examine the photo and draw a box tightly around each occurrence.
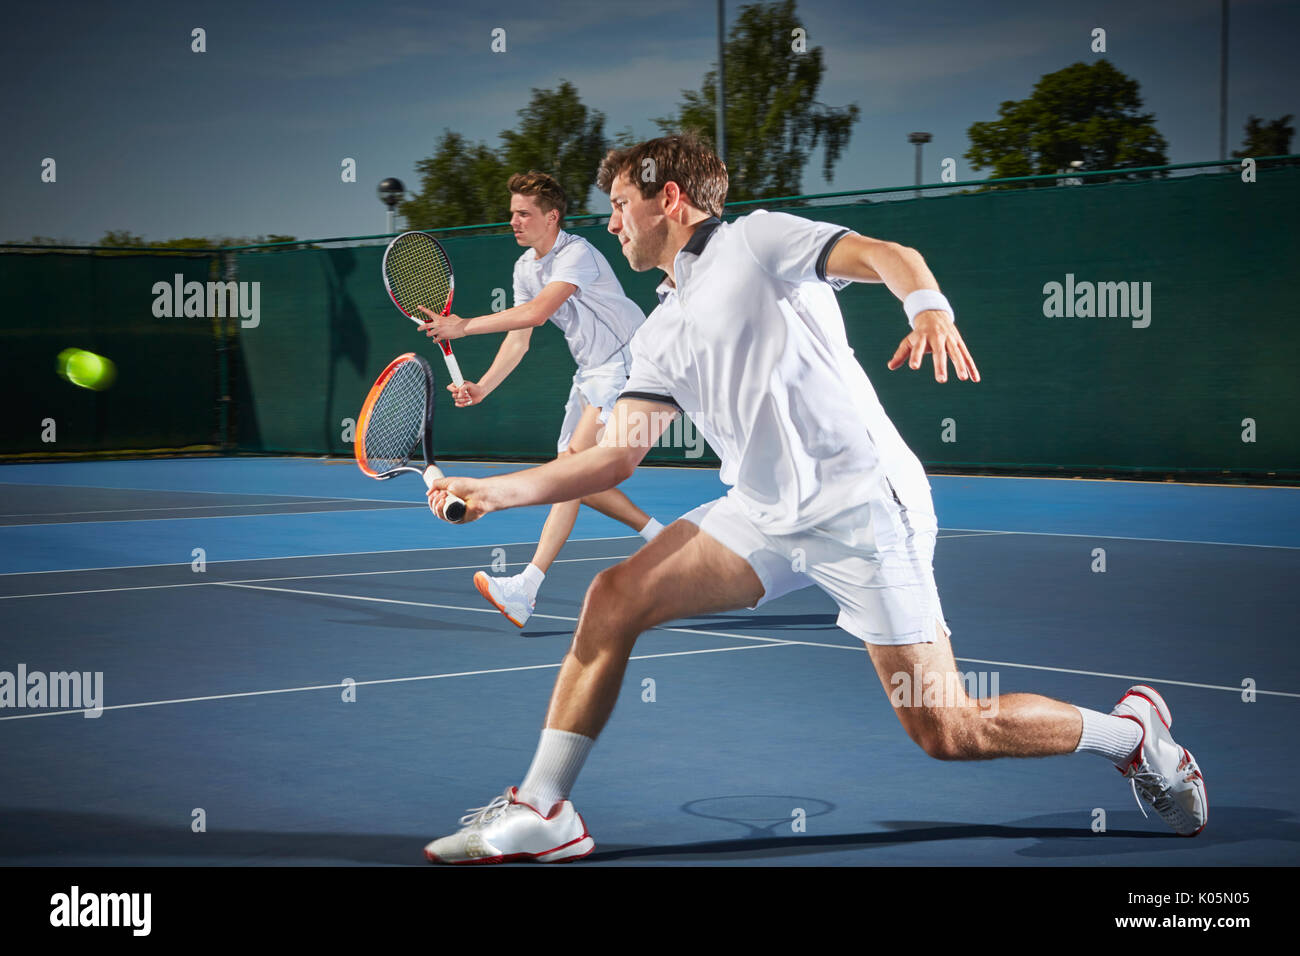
[2,504,428,528]
[0,499,360,518]
[2,581,1295,719]
[939,526,1300,551]
[0,641,797,721]
[0,536,643,577]
[0,556,628,601]
[0,532,998,600]
[219,582,1300,700]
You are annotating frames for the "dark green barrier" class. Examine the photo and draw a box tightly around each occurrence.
[819,169,1299,475]
[0,253,220,454]
[232,233,697,462]
[7,167,1294,477]
[235,168,1299,476]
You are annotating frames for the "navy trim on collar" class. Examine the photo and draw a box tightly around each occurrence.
[681,217,722,256]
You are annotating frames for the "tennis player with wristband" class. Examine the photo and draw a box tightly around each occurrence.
[422,134,1206,863]
[419,171,663,628]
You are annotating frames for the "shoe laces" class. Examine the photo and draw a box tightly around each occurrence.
[1126,766,1174,821]
[1126,750,1197,821]
[459,792,512,827]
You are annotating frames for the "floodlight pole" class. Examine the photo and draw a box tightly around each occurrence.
[716,0,726,167]
[908,132,932,198]
[1219,0,1229,162]
[378,178,405,235]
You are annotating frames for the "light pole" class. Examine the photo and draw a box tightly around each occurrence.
[378,178,405,235]
[908,132,932,198]
[716,0,726,167]
[1219,0,1229,162]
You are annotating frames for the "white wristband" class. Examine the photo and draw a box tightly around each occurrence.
[903,289,954,329]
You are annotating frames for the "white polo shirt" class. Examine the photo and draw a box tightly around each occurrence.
[513,230,647,371]
[621,210,928,535]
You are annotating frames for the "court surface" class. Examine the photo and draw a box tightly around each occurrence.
[1,458,1297,866]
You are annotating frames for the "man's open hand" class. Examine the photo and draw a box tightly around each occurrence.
[887,309,980,383]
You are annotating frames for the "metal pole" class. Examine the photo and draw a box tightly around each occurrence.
[1220,0,1229,161]
[914,143,923,198]
[716,0,726,166]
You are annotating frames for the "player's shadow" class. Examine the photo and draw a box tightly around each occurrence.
[586,805,1300,863]
[0,808,424,866]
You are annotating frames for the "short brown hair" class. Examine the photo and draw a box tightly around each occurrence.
[508,170,567,221]
[596,131,728,218]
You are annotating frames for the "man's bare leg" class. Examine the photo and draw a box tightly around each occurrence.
[866,622,1083,759]
[542,519,763,737]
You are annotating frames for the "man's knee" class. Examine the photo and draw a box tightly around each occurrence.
[582,563,652,629]
[898,705,985,761]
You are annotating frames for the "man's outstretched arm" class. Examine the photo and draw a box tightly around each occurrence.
[824,234,980,384]
[427,398,676,522]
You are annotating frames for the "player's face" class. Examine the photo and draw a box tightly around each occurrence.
[608,172,668,272]
[510,194,554,248]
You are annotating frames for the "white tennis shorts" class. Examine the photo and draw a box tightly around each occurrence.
[681,473,951,646]
[556,351,631,454]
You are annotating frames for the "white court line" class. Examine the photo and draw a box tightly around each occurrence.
[217,581,1300,700]
[0,555,631,601]
[0,535,642,577]
[0,499,357,518]
[0,641,797,721]
[5,504,427,528]
[0,533,1011,599]
[941,527,1300,551]
[0,478,433,507]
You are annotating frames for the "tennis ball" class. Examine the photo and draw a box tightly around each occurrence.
[57,348,116,391]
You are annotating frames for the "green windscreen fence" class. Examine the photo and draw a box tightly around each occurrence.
[4,166,1298,477]
[0,252,220,455]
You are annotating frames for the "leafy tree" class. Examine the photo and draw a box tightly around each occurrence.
[655,0,859,202]
[965,60,1168,186]
[400,130,509,230]
[402,83,607,229]
[500,80,607,215]
[1233,114,1296,164]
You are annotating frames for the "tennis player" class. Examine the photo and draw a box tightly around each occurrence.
[418,171,662,628]
[422,134,1207,863]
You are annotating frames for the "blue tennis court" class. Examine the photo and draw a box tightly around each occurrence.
[1,458,1296,867]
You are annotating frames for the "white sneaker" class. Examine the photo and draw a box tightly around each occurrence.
[473,571,535,628]
[1111,685,1207,836]
[424,787,595,864]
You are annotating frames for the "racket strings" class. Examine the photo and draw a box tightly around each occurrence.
[361,360,426,473]
[385,237,452,315]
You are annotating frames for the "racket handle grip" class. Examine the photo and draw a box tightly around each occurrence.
[439,345,465,388]
[422,465,467,522]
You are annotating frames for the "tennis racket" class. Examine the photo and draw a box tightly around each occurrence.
[382,231,465,388]
[355,352,466,522]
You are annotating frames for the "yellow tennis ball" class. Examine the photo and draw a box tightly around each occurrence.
[58,349,116,391]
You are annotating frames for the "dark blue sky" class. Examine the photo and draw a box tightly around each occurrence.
[2,0,1295,244]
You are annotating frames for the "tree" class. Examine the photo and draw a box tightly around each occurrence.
[1233,114,1295,163]
[500,80,607,215]
[400,131,509,231]
[402,83,608,229]
[655,0,859,202]
[965,60,1169,186]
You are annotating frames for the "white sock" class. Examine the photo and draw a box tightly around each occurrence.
[520,563,545,596]
[639,517,664,541]
[517,729,594,816]
[1074,706,1143,766]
